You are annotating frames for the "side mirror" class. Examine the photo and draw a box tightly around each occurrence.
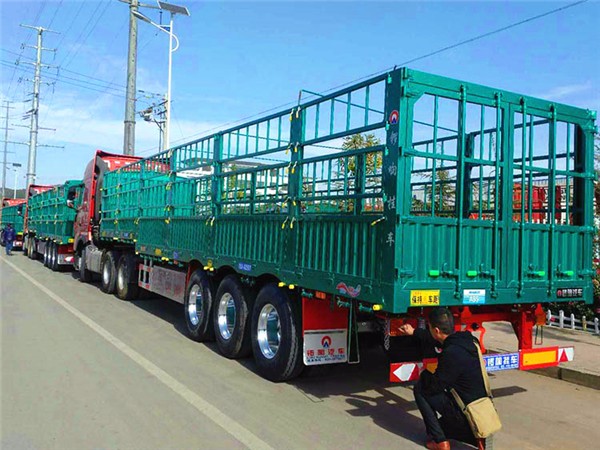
[17,204,23,216]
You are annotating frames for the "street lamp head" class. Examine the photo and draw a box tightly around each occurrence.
[132,10,152,24]
[12,163,22,168]
[157,1,190,16]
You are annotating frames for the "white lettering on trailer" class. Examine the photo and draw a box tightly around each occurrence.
[303,329,348,366]
[462,289,486,305]
[484,352,519,371]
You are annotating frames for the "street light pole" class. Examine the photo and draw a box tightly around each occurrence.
[10,163,21,199]
[13,168,18,199]
[132,1,189,151]
[165,13,174,150]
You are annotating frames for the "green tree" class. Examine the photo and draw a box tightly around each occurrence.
[420,169,456,216]
[340,133,382,176]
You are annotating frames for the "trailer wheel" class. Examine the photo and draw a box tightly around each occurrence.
[251,284,303,382]
[213,275,253,359]
[116,253,139,300]
[100,251,119,294]
[184,270,215,342]
[78,246,93,283]
[50,243,59,272]
[28,238,37,260]
[43,242,50,267]
[22,237,28,256]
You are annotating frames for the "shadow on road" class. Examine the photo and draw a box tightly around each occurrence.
[62,266,524,449]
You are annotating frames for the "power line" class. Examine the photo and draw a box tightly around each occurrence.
[3,48,127,89]
[62,0,112,69]
[1,64,126,98]
[5,2,49,96]
[400,0,590,66]
[46,0,64,30]
[141,0,590,154]
[54,1,86,50]
[58,0,107,68]
[1,60,126,96]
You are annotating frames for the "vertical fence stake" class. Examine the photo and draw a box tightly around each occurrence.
[570,313,576,330]
[595,318,599,335]
[559,310,564,329]
[546,309,552,325]
[582,316,587,332]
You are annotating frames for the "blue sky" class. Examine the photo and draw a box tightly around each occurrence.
[0,0,598,188]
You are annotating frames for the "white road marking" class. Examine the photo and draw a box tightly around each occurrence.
[0,257,274,450]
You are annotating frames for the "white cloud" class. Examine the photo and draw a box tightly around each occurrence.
[538,82,592,101]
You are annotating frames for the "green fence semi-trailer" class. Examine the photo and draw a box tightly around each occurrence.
[1,198,26,249]
[34,68,598,382]
[23,181,83,270]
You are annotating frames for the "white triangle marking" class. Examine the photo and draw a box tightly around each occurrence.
[393,364,415,381]
[564,347,574,361]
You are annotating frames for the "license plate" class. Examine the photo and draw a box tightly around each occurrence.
[410,290,440,306]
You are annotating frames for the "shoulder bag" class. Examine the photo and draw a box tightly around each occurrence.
[450,342,502,438]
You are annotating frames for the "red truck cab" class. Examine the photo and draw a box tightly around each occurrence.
[73,150,141,253]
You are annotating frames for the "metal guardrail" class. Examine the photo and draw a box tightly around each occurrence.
[546,309,600,335]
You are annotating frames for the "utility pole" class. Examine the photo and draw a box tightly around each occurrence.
[123,0,139,156]
[1,101,14,199]
[0,102,27,199]
[120,0,162,156]
[20,24,59,188]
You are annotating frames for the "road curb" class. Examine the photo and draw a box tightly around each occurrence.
[529,366,600,391]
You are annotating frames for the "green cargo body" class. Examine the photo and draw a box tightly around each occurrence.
[1,204,25,234]
[27,180,83,244]
[101,68,596,314]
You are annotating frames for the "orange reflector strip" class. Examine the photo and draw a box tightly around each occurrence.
[520,346,559,370]
[423,358,438,373]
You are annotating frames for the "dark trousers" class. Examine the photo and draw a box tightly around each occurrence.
[5,241,13,255]
[414,380,476,445]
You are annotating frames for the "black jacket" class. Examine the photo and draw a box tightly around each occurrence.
[416,329,487,405]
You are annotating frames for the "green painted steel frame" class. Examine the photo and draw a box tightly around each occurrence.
[100,68,596,314]
[26,180,83,244]
[0,204,25,234]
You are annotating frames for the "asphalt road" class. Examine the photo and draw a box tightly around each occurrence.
[2,252,599,450]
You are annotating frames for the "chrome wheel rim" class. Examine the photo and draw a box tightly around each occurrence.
[217,293,236,340]
[257,304,281,360]
[102,260,111,285]
[188,284,203,326]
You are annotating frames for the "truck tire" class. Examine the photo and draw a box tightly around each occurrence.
[50,243,59,272]
[250,283,304,382]
[43,242,50,267]
[78,246,93,282]
[115,253,139,300]
[184,270,215,342]
[28,238,37,260]
[100,251,119,294]
[22,237,28,256]
[213,275,253,359]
